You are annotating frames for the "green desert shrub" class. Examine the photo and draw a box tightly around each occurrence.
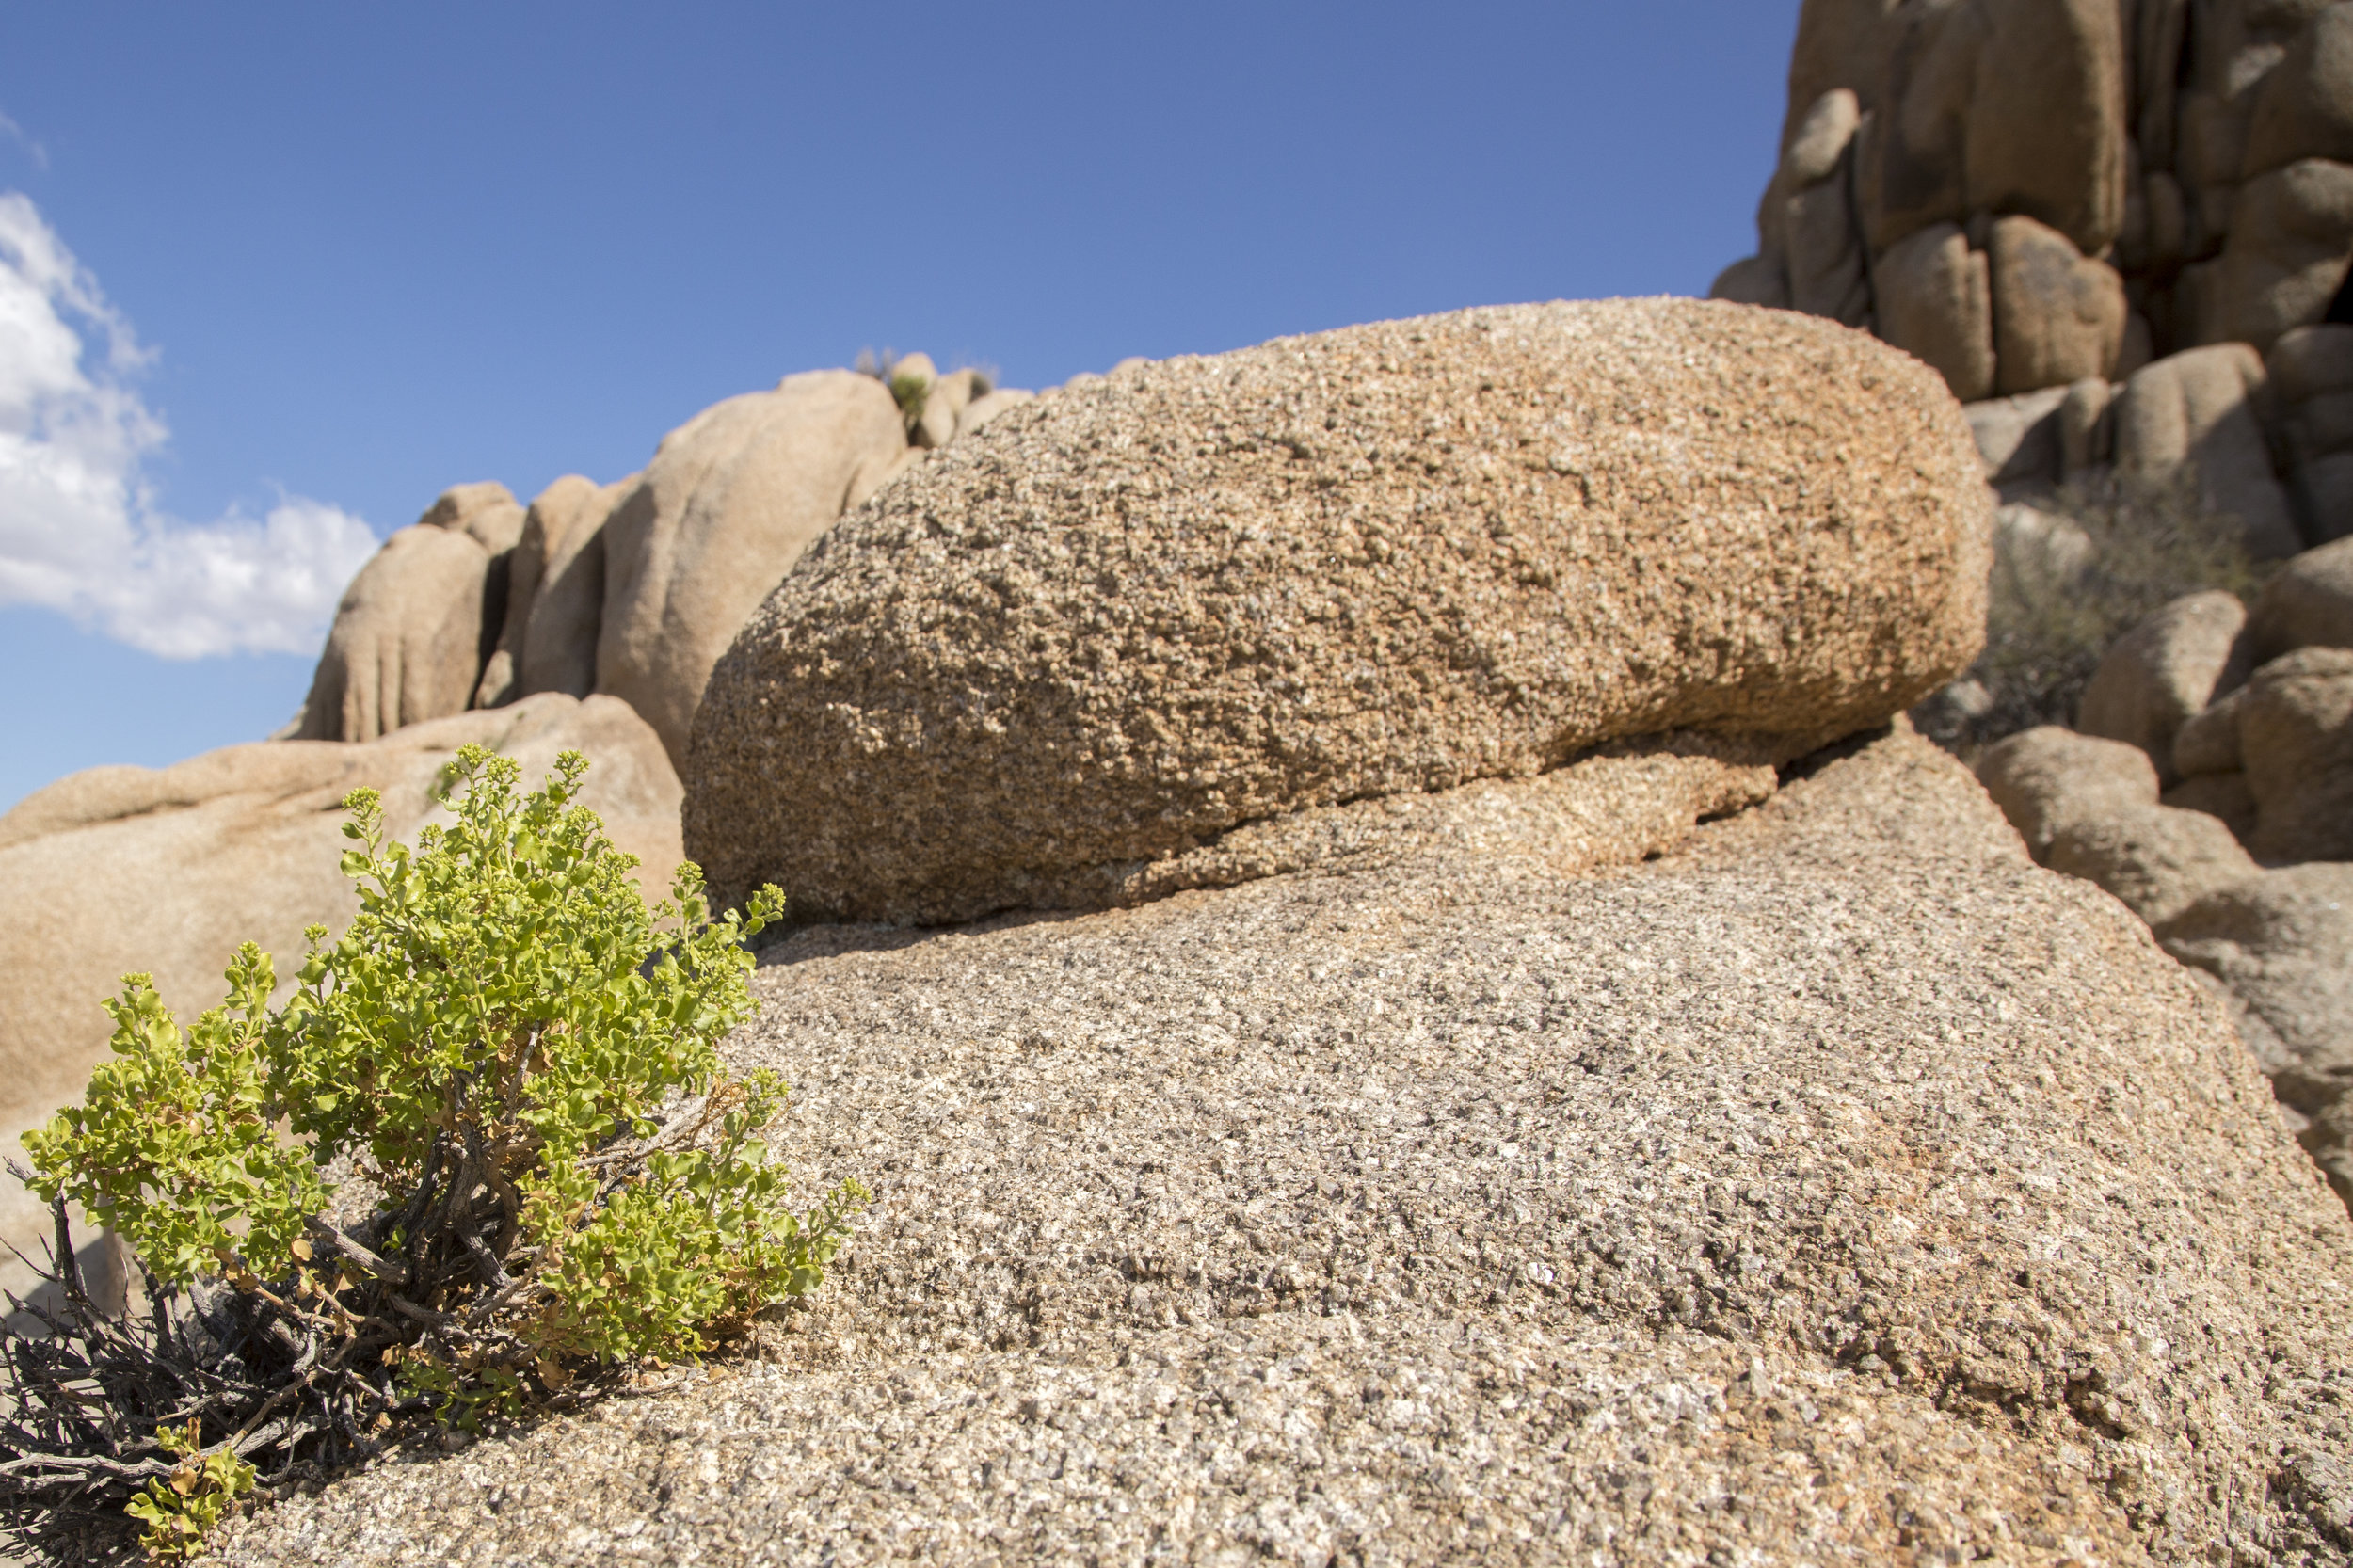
[3,745,862,1557]
[1914,468,2278,757]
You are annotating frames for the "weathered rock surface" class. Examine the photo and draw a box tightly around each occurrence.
[520,474,632,702]
[0,695,683,1302]
[1874,222,1996,402]
[1721,0,2353,414]
[1990,215,2128,394]
[474,475,610,709]
[598,370,907,768]
[2113,344,2304,558]
[2077,589,2255,777]
[2268,325,2353,543]
[292,521,490,744]
[2193,156,2353,355]
[687,299,1992,925]
[1975,724,2161,856]
[2233,644,2353,860]
[953,386,1032,441]
[220,730,2353,1566]
[2162,862,2353,1204]
[2044,800,2261,924]
[2251,532,2353,659]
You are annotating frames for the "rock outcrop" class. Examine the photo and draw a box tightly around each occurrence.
[0,695,683,1303]
[284,360,1030,771]
[221,728,2353,1566]
[596,371,907,769]
[1721,0,2353,396]
[292,485,523,743]
[686,299,1990,924]
[2076,588,2254,777]
[2162,861,2353,1204]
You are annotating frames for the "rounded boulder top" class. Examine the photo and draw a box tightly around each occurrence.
[686,297,1991,924]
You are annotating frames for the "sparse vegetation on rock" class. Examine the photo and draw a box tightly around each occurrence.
[0,746,861,1560]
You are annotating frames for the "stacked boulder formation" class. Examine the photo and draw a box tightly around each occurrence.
[289,356,1031,768]
[1980,533,2353,1205]
[216,300,2353,1566]
[1716,0,2353,552]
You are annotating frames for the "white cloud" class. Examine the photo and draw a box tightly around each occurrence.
[0,190,376,658]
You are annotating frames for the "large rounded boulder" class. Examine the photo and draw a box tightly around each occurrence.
[595,369,906,768]
[685,298,1991,923]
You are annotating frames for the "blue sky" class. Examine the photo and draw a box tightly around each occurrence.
[0,2,1796,811]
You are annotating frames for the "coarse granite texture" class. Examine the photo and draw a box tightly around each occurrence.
[220,728,2353,1566]
[684,297,1991,924]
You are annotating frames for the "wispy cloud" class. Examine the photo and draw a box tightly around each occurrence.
[0,191,376,657]
[0,112,48,172]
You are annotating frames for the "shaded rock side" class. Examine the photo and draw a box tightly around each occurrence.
[597,369,907,769]
[686,299,1992,925]
[2077,589,2255,778]
[2233,643,2353,860]
[474,475,609,710]
[291,523,489,744]
[221,730,2353,1566]
[0,695,683,1303]
[2251,530,2353,659]
[1974,724,2161,856]
[2161,861,2353,1205]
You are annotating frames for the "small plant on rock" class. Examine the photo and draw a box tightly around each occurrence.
[0,745,863,1559]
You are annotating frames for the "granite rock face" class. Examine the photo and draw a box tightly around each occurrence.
[221,731,2353,1567]
[596,370,908,770]
[2076,589,2255,779]
[687,298,1991,924]
[2162,861,2353,1205]
[0,695,683,1304]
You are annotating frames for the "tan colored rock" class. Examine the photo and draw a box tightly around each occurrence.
[1975,725,2161,857]
[2057,375,2118,476]
[1854,5,1979,253]
[222,731,2353,1563]
[2293,449,2353,542]
[292,523,489,744]
[952,387,1033,441]
[2266,320,2353,407]
[1962,386,2068,482]
[2250,531,2353,660]
[418,480,526,555]
[2234,644,2353,859]
[1856,0,2125,260]
[2174,685,2249,776]
[910,368,981,449]
[2112,344,2304,558]
[1874,222,1996,401]
[2165,768,2262,840]
[1989,215,2128,394]
[0,694,684,1303]
[2077,589,2255,778]
[2264,326,2353,541]
[2199,155,2353,353]
[520,476,632,701]
[1784,160,1872,326]
[687,300,1991,926]
[2045,801,2261,924]
[2160,860,2353,1201]
[474,475,603,710]
[1783,0,1901,152]
[1964,0,2129,258]
[597,369,907,768]
[2243,1,2353,181]
[1784,88,1863,185]
[1708,252,1792,309]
